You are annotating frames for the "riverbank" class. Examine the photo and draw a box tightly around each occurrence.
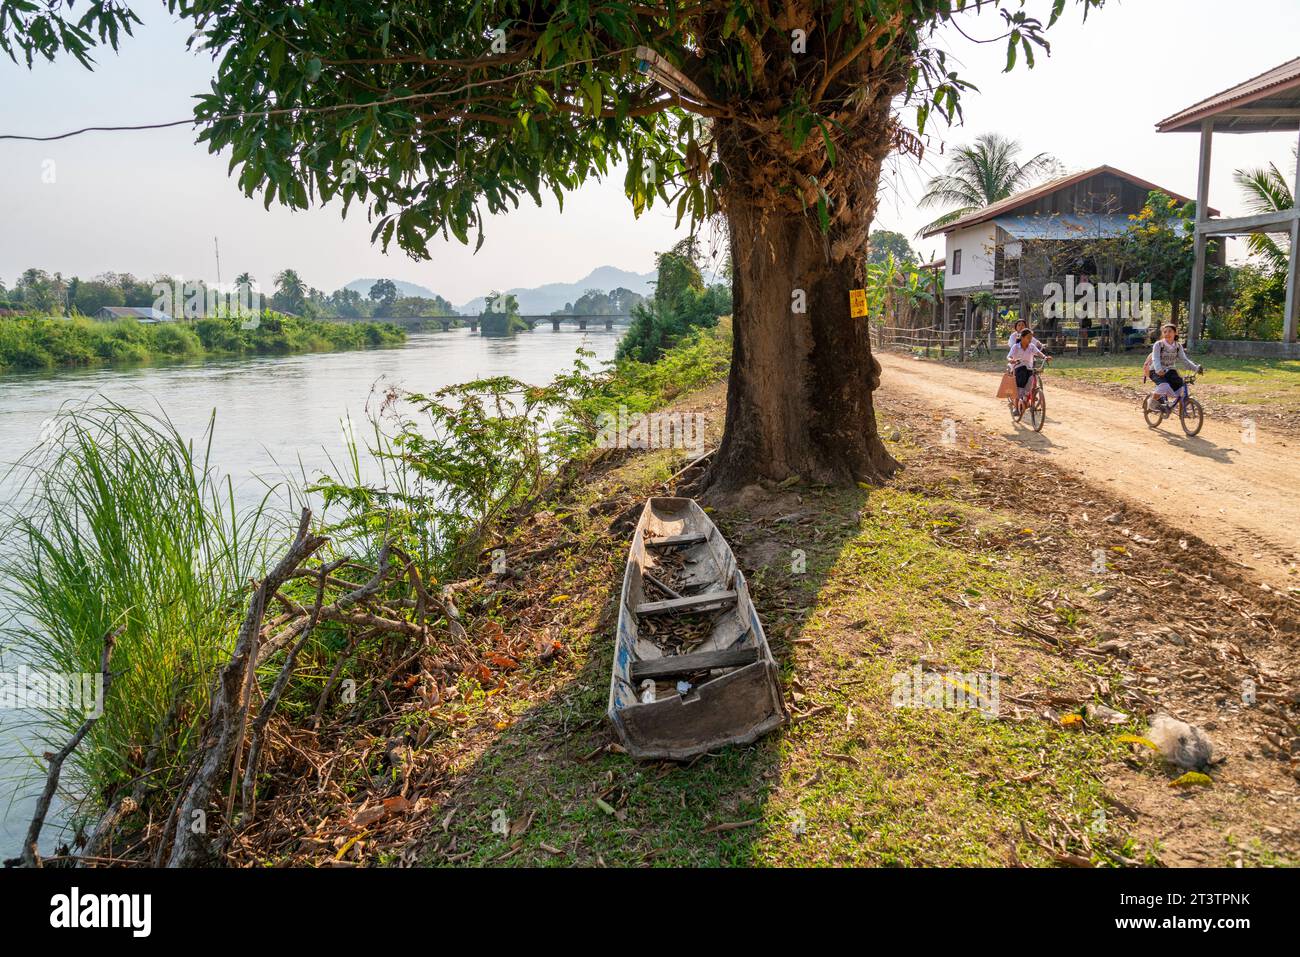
[7,323,1297,868]
[0,323,724,865]
[0,314,405,375]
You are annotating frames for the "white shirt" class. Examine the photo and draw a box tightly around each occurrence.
[1151,338,1198,374]
[1007,339,1047,370]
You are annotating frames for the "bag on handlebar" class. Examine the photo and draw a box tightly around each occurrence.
[996,371,1016,399]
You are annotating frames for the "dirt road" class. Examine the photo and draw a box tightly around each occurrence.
[876,352,1300,587]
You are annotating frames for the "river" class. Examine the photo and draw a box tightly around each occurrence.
[0,326,624,859]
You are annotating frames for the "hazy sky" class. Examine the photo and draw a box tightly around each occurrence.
[1,1,1297,301]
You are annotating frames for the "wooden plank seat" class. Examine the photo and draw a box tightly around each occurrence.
[630,646,760,681]
[635,590,737,617]
[644,532,707,549]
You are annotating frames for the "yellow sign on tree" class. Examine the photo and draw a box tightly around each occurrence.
[849,289,868,318]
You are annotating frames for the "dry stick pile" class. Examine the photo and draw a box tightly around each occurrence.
[14,507,490,868]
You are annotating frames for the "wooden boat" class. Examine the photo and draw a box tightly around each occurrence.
[607,497,786,760]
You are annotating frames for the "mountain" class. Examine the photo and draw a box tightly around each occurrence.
[344,278,441,300]
[455,265,657,316]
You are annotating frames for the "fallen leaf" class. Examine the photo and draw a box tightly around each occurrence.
[351,806,385,827]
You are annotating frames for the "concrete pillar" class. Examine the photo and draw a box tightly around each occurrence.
[578,318,588,330]
[440,318,451,332]
[1284,127,1300,344]
[1187,119,1213,349]
[551,319,561,331]
[469,319,479,332]
[605,318,613,330]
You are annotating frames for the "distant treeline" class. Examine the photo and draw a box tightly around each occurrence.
[0,268,458,322]
[0,312,405,374]
[553,287,646,316]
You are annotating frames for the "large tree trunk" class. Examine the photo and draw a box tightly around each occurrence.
[709,161,897,492]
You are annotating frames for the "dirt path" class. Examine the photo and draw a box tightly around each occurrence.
[877,352,1300,588]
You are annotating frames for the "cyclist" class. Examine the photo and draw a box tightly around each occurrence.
[1007,327,1050,413]
[1148,323,1203,403]
[1008,317,1042,351]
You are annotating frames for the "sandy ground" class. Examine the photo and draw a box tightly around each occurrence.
[876,352,1300,589]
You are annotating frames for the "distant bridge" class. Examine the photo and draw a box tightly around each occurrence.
[346,313,633,332]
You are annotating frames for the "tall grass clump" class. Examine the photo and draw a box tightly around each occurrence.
[0,402,278,831]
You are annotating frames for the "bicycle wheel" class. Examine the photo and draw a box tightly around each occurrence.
[1180,397,1204,436]
[1029,384,1046,432]
[1143,395,1164,429]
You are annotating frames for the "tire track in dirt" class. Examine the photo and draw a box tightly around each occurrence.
[877,352,1300,588]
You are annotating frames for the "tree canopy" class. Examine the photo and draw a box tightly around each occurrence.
[2,0,1106,486]
[4,1,1101,257]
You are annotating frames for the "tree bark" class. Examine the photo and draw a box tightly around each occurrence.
[709,149,898,490]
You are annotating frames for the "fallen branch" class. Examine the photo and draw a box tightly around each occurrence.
[239,556,341,824]
[165,509,326,867]
[15,625,121,868]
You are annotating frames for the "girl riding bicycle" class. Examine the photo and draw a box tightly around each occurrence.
[1008,317,1042,351]
[1148,323,1203,400]
[1007,327,1050,411]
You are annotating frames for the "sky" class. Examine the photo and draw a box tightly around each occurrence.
[1,0,1297,302]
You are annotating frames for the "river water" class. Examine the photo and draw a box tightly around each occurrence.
[0,326,623,858]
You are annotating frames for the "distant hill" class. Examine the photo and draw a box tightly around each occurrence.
[456,265,656,315]
[344,278,442,300]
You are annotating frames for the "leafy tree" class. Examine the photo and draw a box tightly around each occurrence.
[868,230,917,266]
[389,295,457,318]
[561,287,647,317]
[273,269,307,314]
[481,291,524,336]
[368,279,399,314]
[918,133,1063,235]
[15,268,67,314]
[328,286,365,319]
[619,240,729,362]
[1116,191,1223,332]
[1211,263,1286,341]
[72,279,126,315]
[3,0,1106,487]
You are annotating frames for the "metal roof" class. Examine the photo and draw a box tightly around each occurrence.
[1156,57,1300,134]
[99,306,172,320]
[921,165,1208,238]
[994,213,1132,241]
[993,212,1196,241]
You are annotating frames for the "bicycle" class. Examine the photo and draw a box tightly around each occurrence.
[1142,371,1204,436]
[1007,357,1048,432]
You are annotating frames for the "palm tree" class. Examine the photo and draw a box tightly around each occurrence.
[273,268,307,313]
[917,133,1063,235]
[1234,149,1296,277]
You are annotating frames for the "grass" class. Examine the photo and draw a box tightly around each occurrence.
[0,403,282,828]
